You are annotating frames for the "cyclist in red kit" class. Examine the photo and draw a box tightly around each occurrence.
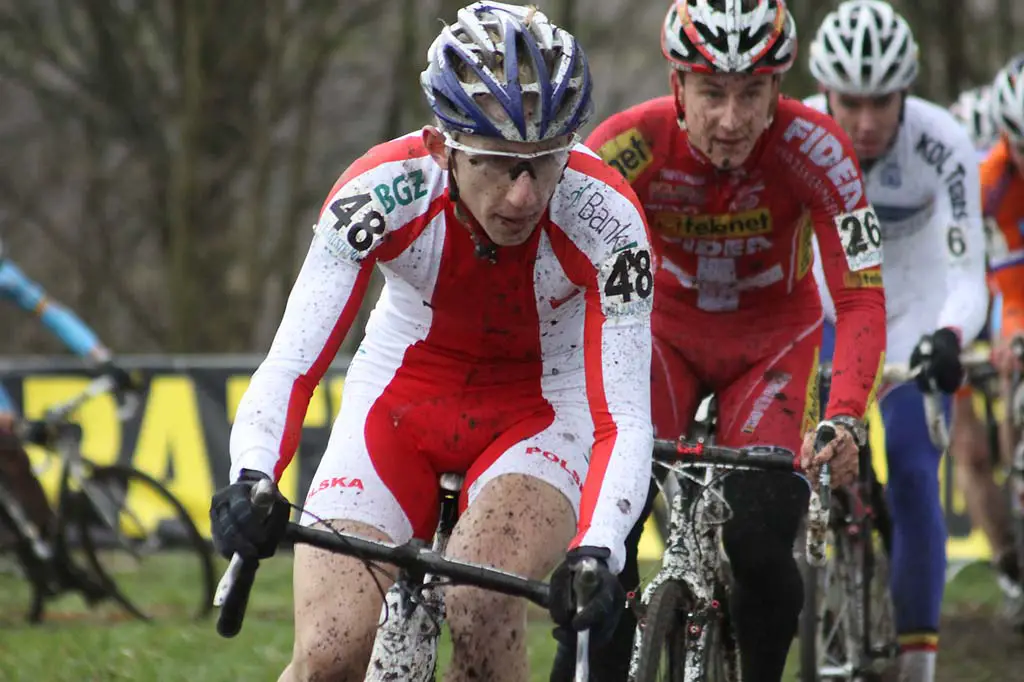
[549,2,887,681]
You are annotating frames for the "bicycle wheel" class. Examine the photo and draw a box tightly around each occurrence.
[634,580,693,682]
[0,498,48,624]
[74,465,214,621]
[800,498,895,682]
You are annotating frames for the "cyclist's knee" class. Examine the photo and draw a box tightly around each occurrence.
[446,582,525,638]
[448,473,574,576]
[948,403,989,469]
[724,521,801,593]
[290,521,390,681]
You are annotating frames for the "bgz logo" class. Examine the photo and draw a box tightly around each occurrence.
[373,170,428,213]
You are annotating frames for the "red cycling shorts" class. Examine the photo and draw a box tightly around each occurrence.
[300,372,592,544]
[651,305,824,455]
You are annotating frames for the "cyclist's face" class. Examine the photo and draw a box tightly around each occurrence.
[826,91,903,162]
[677,71,778,170]
[424,127,572,246]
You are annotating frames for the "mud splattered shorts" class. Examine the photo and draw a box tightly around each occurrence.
[300,370,592,544]
[650,305,824,454]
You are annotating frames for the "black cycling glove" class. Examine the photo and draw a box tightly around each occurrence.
[909,328,963,394]
[209,469,290,560]
[548,546,625,656]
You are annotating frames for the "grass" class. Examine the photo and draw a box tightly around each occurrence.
[0,553,1015,681]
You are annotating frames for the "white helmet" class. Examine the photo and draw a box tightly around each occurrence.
[950,86,998,149]
[808,0,918,95]
[992,54,1024,142]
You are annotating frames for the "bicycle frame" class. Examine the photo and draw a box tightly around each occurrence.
[365,473,462,682]
[629,441,821,682]
[0,374,146,621]
[629,460,739,681]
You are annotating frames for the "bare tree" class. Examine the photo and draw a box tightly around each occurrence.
[0,0,385,352]
[0,0,1020,357]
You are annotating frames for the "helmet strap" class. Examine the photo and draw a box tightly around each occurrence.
[447,152,498,264]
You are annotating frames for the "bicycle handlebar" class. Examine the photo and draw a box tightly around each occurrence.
[572,558,600,682]
[35,373,142,424]
[214,479,551,637]
[653,434,833,567]
[653,439,797,470]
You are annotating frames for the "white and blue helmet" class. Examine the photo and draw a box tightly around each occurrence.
[420,2,593,143]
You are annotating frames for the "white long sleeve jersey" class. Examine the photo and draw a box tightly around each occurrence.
[805,95,989,362]
[229,132,655,572]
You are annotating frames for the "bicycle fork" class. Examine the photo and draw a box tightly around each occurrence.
[629,470,735,681]
[365,474,462,682]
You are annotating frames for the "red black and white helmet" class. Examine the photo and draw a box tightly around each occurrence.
[992,54,1024,142]
[661,0,798,74]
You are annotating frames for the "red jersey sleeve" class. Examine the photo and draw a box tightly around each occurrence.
[778,107,886,420]
[585,99,667,187]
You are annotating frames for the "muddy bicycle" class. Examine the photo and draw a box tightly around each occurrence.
[0,374,214,623]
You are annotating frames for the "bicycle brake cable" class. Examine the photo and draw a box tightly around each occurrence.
[289,503,444,630]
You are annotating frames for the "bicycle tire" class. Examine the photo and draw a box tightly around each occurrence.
[800,497,895,681]
[798,557,820,682]
[0,495,48,624]
[75,465,214,621]
[634,580,692,682]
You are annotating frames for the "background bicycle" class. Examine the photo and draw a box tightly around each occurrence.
[628,399,832,682]
[0,374,214,624]
[798,355,992,682]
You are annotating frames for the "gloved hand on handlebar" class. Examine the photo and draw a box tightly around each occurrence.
[800,417,863,489]
[548,546,624,643]
[209,469,290,560]
[95,360,139,394]
[909,328,963,394]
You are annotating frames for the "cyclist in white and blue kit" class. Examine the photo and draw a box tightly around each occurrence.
[805,2,989,681]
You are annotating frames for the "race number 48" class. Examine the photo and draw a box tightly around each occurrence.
[330,192,385,252]
[834,206,883,271]
[603,248,653,302]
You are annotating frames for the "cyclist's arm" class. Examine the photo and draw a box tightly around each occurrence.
[0,259,107,360]
[810,232,837,325]
[982,146,1024,340]
[556,157,654,575]
[934,126,989,342]
[815,202,886,420]
[990,254,1024,340]
[229,172,388,482]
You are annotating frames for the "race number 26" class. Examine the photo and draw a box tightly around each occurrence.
[834,207,883,271]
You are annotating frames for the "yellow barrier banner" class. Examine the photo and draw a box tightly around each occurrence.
[0,360,998,561]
